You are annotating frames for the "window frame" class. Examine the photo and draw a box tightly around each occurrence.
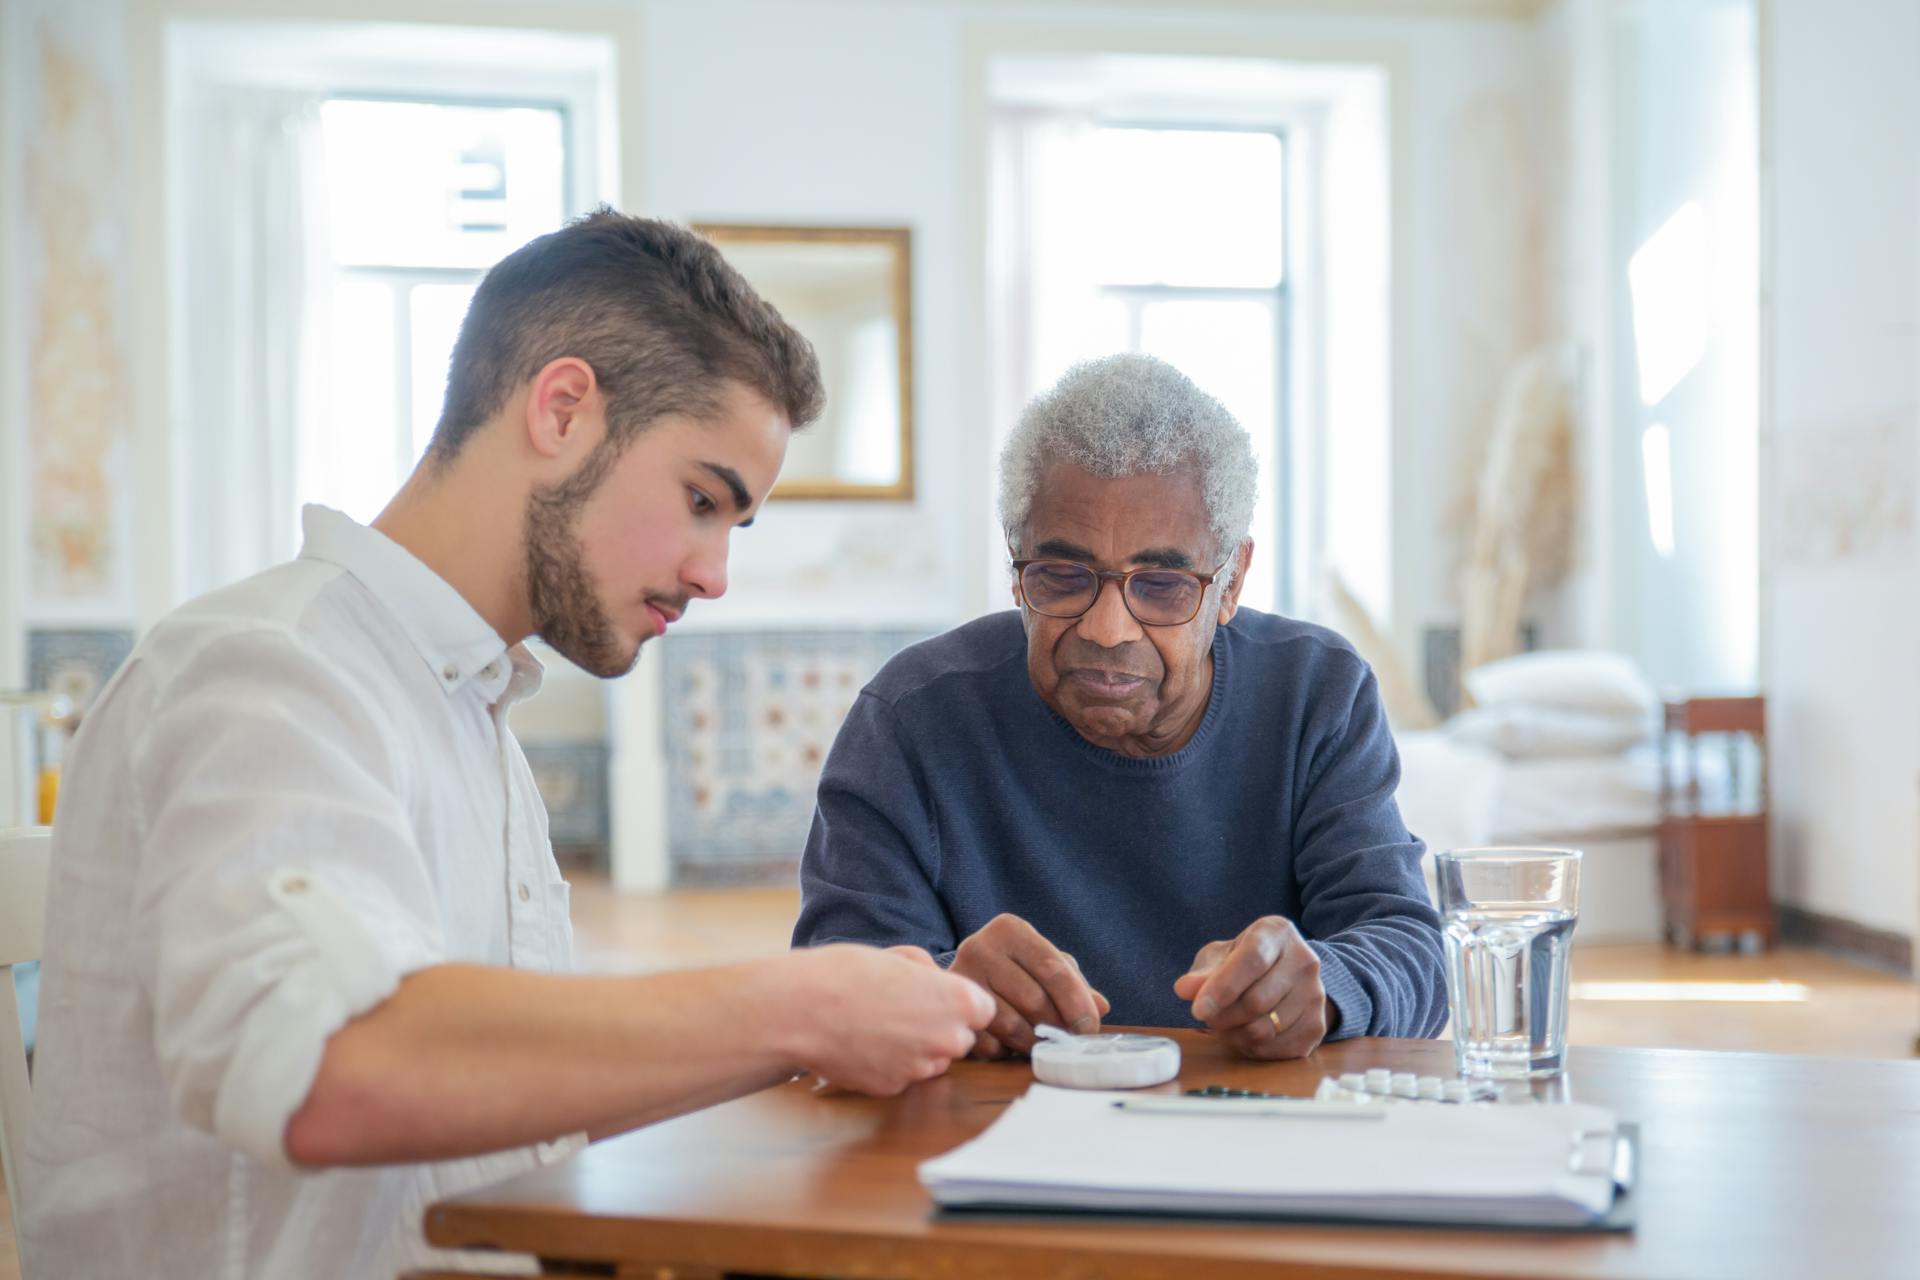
[321,90,578,485]
[1089,120,1293,613]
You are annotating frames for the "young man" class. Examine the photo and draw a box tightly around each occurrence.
[22,211,992,1279]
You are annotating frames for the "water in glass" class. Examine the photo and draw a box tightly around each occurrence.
[1443,905,1576,1078]
[1435,847,1580,1079]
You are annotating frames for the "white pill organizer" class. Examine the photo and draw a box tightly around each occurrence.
[1029,1024,1182,1089]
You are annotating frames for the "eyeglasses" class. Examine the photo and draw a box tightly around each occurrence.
[1012,558,1229,627]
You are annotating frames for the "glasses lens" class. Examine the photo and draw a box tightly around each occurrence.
[1126,571,1203,625]
[1021,561,1097,615]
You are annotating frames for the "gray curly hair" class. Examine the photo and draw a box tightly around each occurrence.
[998,353,1258,582]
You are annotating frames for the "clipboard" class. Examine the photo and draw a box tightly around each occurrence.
[933,1124,1639,1234]
[919,1086,1639,1234]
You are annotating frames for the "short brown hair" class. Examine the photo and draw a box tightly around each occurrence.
[430,208,824,461]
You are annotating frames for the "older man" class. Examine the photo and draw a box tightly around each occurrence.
[793,353,1446,1059]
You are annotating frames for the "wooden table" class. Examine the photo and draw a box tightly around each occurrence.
[419,1032,1920,1279]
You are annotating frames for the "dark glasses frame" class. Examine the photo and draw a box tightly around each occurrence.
[1011,557,1231,627]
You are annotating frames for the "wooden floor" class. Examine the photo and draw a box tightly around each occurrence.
[4,878,1915,1279]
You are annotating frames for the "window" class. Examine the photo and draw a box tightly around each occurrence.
[1080,127,1287,615]
[306,98,570,524]
[999,121,1290,616]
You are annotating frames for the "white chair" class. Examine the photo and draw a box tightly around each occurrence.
[1,825,51,1274]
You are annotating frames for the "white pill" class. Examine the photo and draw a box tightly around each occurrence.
[1442,1081,1470,1103]
[1339,1073,1367,1092]
[1416,1077,1444,1100]
[1315,1077,1343,1101]
[1364,1069,1393,1093]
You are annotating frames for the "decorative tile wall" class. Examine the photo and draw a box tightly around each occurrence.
[523,742,611,863]
[662,629,930,886]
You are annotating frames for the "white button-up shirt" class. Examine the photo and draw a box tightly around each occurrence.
[23,506,581,1279]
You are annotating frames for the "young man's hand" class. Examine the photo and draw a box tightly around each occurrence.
[950,914,1111,1058]
[780,944,995,1095]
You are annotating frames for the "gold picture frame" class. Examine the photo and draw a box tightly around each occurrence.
[694,223,914,501]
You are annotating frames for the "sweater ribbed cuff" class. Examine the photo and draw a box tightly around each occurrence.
[1308,941,1373,1041]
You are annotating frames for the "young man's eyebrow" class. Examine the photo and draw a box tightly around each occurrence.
[1030,538,1195,570]
[699,462,756,526]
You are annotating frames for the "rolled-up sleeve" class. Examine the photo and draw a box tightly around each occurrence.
[127,627,447,1167]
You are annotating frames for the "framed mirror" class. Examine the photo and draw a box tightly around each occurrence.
[695,224,914,501]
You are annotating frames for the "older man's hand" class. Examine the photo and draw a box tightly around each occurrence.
[1172,915,1331,1059]
[951,914,1111,1058]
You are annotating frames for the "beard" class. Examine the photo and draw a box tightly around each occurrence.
[523,468,637,680]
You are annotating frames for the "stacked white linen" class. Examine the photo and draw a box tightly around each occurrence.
[1453,650,1658,762]
[1394,650,1668,942]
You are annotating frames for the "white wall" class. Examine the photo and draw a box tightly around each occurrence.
[1606,0,1759,691]
[1764,0,1920,946]
[634,0,969,631]
[1535,0,1616,654]
[0,0,17,689]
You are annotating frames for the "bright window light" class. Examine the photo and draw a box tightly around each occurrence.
[1082,128,1285,289]
[305,97,569,524]
[1571,981,1809,1003]
[1012,120,1289,615]
[1641,422,1676,559]
[1627,201,1709,406]
[408,280,480,459]
[1138,297,1279,612]
[322,99,565,270]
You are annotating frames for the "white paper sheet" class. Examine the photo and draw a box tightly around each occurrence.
[919,1086,1620,1228]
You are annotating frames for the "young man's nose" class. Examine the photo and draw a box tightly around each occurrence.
[683,539,729,600]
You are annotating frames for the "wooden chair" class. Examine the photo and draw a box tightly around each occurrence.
[1,826,52,1276]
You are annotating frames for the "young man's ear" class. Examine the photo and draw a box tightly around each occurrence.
[524,357,601,459]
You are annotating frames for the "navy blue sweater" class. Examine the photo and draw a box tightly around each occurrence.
[792,609,1448,1038]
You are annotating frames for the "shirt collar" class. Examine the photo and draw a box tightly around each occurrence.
[297,504,541,702]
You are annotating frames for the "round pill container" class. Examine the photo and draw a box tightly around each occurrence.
[1029,1024,1182,1089]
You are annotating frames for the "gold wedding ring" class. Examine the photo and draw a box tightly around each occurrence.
[1267,1010,1283,1032]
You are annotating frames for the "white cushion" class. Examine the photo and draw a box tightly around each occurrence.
[1463,649,1657,719]
[1447,704,1650,759]
[1393,730,1504,853]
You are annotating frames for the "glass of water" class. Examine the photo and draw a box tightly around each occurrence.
[1436,847,1581,1079]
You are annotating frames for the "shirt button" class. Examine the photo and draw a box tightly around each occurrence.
[442,663,459,682]
[481,660,501,680]
[516,882,531,902]
[281,875,309,895]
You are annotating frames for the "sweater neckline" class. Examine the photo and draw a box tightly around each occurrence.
[1034,622,1232,772]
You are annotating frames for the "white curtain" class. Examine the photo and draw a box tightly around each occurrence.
[987,109,1102,453]
[176,86,329,599]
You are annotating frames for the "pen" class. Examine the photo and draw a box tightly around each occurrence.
[1111,1097,1388,1119]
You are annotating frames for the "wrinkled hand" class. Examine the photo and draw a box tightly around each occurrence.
[951,914,1111,1058]
[790,943,995,1095]
[1171,915,1330,1059]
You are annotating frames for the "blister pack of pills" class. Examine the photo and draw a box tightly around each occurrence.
[1185,1069,1501,1107]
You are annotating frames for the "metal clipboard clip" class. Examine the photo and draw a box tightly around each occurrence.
[1568,1127,1635,1191]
